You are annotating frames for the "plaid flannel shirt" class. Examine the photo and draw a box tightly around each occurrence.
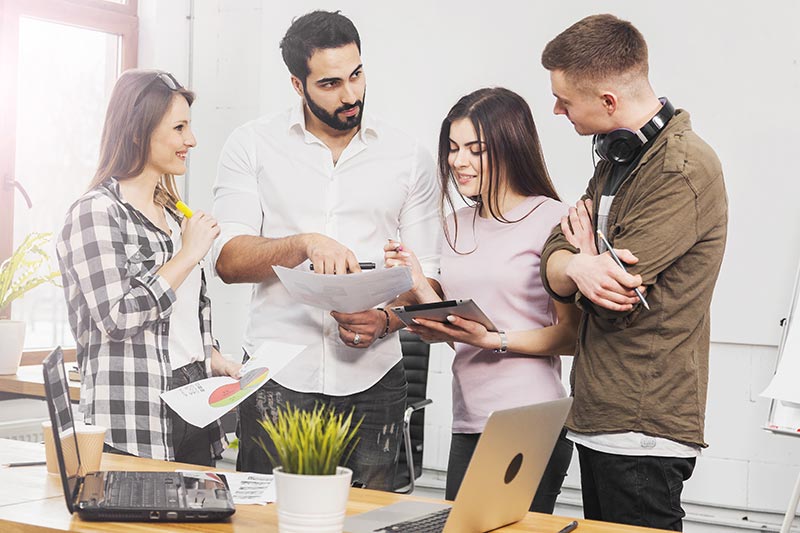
[56,178,224,460]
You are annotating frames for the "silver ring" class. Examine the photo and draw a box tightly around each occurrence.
[353,333,361,345]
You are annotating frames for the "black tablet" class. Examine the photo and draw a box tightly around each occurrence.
[392,299,497,332]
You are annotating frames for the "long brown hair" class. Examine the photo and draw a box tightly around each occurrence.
[89,69,195,207]
[438,87,560,253]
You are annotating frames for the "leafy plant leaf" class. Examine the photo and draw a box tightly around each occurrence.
[0,232,60,313]
[257,402,363,475]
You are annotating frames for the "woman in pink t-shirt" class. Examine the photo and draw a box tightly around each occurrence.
[384,87,579,513]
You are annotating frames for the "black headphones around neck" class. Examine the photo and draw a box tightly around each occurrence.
[593,97,675,165]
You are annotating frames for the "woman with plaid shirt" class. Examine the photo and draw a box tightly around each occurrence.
[56,70,240,465]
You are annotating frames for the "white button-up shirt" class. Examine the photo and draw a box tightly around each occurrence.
[212,104,441,395]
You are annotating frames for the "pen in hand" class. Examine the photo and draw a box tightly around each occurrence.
[175,200,194,218]
[556,520,578,533]
[309,262,376,272]
[596,230,650,310]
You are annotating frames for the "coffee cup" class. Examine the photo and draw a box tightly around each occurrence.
[53,423,107,476]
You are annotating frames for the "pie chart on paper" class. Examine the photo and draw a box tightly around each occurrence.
[208,367,270,408]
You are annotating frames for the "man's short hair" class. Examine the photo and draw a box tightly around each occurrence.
[541,14,648,85]
[280,10,361,82]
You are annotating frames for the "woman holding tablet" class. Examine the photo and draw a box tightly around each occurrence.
[384,87,579,512]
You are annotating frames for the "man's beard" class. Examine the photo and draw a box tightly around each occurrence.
[305,87,365,131]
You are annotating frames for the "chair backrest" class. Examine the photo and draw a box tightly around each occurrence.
[395,330,430,489]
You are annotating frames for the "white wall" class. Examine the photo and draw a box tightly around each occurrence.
[142,0,800,526]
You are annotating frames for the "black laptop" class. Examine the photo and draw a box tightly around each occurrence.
[43,346,236,522]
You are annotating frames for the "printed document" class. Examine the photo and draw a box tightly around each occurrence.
[179,471,276,505]
[161,341,306,427]
[273,265,412,313]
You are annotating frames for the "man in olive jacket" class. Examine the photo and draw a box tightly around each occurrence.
[539,14,727,531]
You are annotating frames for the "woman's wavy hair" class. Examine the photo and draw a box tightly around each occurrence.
[88,69,195,207]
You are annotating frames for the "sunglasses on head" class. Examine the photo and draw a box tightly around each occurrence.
[133,72,183,108]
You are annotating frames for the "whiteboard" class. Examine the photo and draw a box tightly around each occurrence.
[764,259,800,432]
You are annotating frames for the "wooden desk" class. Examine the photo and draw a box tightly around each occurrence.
[0,439,667,532]
[0,365,80,401]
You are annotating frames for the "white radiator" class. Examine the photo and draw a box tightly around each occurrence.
[0,418,47,442]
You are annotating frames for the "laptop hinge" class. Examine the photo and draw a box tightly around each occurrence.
[72,475,85,508]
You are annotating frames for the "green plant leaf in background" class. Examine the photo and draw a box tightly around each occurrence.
[256,403,363,475]
[0,232,60,314]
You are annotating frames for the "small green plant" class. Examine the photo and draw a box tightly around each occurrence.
[257,403,362,475]
[0,232,60,314]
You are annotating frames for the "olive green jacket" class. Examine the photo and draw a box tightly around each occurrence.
[541,110,727,447]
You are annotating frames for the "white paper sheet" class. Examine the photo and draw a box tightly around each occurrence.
[273,265,412,313]
[161,341,306,428]
[762,353,800,405]
[179,471,275,505]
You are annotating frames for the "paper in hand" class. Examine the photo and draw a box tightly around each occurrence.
[161,341,306,428]
[273,265,412,313]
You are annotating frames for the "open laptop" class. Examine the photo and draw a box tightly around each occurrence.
[43,346,235,522]
[344,397,572,533]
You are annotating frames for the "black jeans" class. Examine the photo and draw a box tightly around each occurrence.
[236,361,407,491]
[167,361,215,467]
[445,427,573,513]
[576,444,696,531]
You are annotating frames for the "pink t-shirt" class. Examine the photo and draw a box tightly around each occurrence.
[440,195,569,433]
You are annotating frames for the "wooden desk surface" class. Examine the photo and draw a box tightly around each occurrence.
[0,439,667,532]
[0,365,81,401]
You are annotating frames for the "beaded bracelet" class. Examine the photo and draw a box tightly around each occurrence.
[376,307,391,339]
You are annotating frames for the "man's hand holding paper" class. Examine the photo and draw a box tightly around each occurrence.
[302,233,362,274]
[331,308,388,349]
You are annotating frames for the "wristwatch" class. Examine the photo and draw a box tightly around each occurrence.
[494,331,508,353]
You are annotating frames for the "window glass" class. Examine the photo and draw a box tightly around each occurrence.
[11,17,119,349]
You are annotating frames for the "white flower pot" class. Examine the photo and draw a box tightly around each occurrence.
[274,466,352,533]
[0,320,26,375]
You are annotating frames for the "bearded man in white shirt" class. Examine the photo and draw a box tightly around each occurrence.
[212,10,441,490]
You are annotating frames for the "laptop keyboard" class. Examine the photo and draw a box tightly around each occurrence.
[104,472,183,508]
[376,507,452,533]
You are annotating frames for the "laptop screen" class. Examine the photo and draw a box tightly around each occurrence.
[42,346,82,511]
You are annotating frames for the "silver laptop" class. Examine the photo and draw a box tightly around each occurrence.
[344,397,572,533]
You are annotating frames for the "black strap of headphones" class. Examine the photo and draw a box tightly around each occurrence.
[602,151,641,199]
[640,98,675,140]
[601,98,675,198]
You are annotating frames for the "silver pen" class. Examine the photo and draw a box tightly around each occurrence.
[596,230,650,310]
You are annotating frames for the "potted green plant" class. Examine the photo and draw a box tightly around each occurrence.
[0,232,60,374]
[257,403,362,533]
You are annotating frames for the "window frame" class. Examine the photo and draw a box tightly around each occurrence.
[0,0,137,320]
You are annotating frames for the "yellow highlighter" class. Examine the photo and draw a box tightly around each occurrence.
[175,200,194,218]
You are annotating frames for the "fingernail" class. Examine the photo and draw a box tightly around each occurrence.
[411,319,420,324]
[446,315,455,322]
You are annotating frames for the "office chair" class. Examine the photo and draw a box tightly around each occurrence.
[394,329,432,494]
